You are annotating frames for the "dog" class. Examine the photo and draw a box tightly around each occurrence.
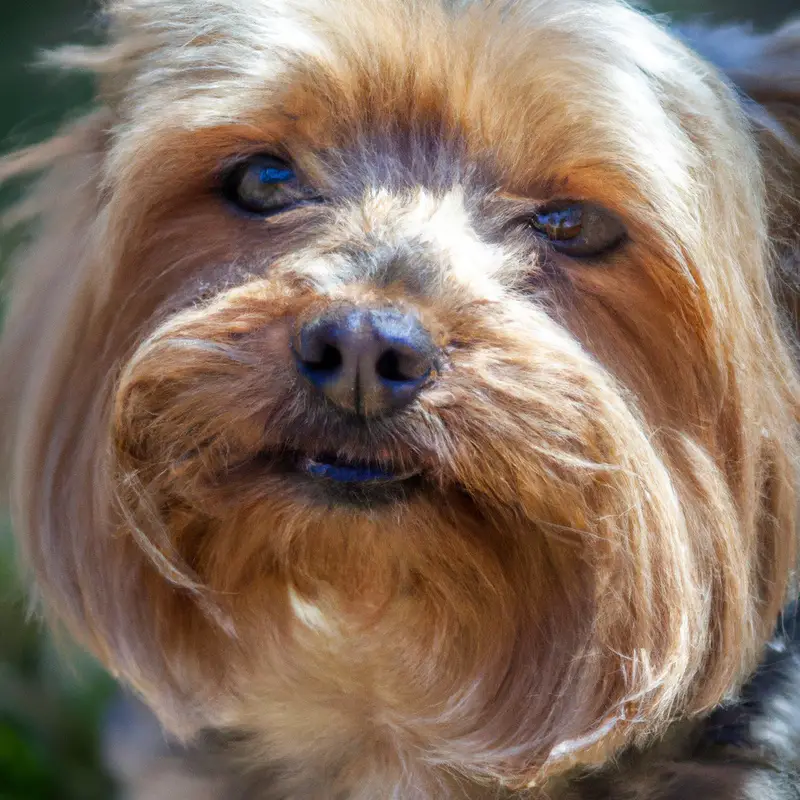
[2,2,800,798]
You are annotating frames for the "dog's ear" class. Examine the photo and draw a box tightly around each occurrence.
[731,23,800,328]
[676,21,800,329]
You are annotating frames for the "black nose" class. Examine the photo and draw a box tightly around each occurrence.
[294,307,437,416]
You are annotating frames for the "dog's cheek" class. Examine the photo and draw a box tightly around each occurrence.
[112,282,303,464]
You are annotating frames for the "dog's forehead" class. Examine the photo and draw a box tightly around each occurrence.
[114,0,707,197]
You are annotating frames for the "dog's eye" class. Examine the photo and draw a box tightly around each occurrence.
[530,202,626,257]
[222,155,307,215]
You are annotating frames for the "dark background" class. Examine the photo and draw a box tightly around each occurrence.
[0,1,797,797]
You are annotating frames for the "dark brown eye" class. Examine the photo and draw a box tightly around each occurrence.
[530,202,626,257]
[222,155,312,216]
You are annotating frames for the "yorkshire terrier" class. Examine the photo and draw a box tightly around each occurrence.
[2,2,800,798]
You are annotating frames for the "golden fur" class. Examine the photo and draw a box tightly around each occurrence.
[2,1,800,797]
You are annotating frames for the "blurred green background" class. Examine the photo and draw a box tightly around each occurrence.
[0,0,797,798]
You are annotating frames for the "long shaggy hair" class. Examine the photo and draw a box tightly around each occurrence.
[2,2,800,797]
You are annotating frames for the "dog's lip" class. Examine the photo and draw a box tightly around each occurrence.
[260,449,423,485]
[298,453,419,483]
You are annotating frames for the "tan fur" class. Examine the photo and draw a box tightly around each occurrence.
[2,1,800,797]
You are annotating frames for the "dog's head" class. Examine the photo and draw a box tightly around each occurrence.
[2,0,799,793]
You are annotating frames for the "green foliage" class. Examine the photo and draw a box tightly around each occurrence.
[0,525,117,799]
[1,4,113,797]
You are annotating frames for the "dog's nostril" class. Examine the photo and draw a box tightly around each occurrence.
[376,349,403,382]
[304,343,343,374]
[375,349,428,383]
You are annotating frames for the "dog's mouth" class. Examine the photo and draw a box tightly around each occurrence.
[247,447,426,505]
[294,452,421,484]
[291,451,424,506]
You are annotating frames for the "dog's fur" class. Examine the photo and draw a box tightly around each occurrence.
[3,2,800,798]
[100,608,800,799]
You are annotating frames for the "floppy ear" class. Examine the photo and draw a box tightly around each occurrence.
[677,20,800,329]
[732,23,800,329]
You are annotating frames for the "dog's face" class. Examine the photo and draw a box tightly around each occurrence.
[4,0,799,793]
